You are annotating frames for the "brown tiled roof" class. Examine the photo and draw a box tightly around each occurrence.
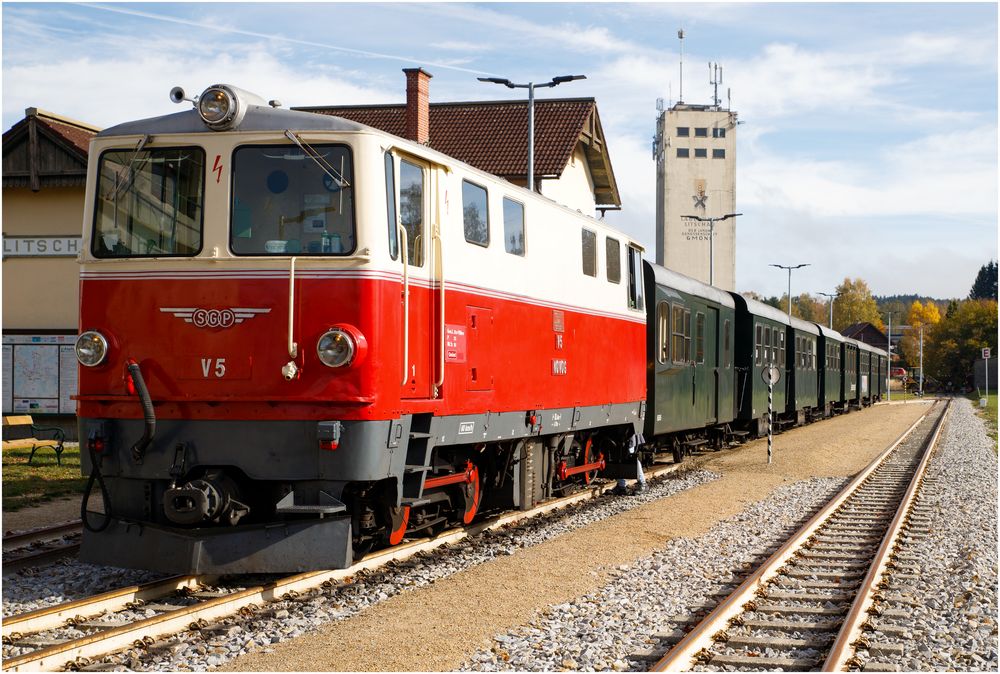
[298,98,620,206]
[3,109,99,189]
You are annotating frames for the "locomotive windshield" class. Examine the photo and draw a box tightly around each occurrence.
[92,147,205,258]
[230,144,355,256]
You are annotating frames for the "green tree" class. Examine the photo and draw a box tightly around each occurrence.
[925,299,998,387]
[969,260,998,300]
[832,278,884,332]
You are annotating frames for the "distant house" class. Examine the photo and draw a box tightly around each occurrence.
[841,322,889,347]
[296,68,622,215]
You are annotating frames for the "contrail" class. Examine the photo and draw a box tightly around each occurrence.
[79,3,494,76]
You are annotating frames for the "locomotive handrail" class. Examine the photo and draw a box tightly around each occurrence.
[287,256,298,359]
[433,168,445,395]
[399,223,410,387]
[434,230,444,394]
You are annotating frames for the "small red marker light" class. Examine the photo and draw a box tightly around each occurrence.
[89,437,106,454]
[319,440,339,451]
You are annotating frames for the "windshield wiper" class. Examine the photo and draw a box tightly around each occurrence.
[104,135,150,201]
[283,130,351,189]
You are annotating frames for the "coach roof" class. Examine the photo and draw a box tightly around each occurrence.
[645,262,735,308]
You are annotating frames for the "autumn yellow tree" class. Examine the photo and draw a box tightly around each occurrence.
[832,278,884,332]
[899,300,941,366]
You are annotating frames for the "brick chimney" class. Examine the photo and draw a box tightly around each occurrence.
[403,68,432,145]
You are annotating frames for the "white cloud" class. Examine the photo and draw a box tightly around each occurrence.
[3,49,397,129]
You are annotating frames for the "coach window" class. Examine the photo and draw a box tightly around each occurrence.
[503,197,525,256]
[778,331,785,368]
[764,326,772,364]
[723,319,731,368]
[230,144,354,256]
[657,302,669,364]
[606,238,621,283]
[755,324,763,366]
[673,305,689,364]
[695,312,705,364]
[385,153,397,260]
[771,327,779,365]
[399,159,424,267]
[462,180,489,247]
[94,147,205,258]
[627,246,644,310]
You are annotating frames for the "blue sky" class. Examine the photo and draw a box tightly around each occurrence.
[3,2,997,299]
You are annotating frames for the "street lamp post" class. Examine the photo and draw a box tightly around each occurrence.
[817,291,838,329]
[770,263,810,318]
[886,311,895,402]
[682,213,741,286]
[478,74,586,192]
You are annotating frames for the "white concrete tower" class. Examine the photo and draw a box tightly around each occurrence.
[655,99,738,290]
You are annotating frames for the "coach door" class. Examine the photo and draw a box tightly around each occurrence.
[395,156,437,399]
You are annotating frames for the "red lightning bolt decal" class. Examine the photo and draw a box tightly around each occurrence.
[212,155,223,183]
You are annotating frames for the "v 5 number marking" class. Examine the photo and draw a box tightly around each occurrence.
[202,358,226,378]
[178,356,251,380]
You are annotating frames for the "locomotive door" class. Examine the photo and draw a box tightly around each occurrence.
[396,156,435,399]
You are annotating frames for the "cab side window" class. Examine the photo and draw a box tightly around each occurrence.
[627,246,644,310]
[399,159,424,267]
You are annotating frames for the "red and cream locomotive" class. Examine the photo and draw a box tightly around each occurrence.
[75,83,648,573]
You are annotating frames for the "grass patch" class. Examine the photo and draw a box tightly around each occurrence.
[968,392,998,447]
[2,443,86,511]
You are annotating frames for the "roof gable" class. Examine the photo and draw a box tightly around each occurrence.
[297,98,621,207]
[3,109,100,190]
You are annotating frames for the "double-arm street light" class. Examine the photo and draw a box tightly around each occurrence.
[478,74,586,191]
[682,212,741,286]
[817,291,839,328]
[770,263,810,318]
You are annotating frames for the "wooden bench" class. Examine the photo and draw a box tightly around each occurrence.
[2,415,66,465]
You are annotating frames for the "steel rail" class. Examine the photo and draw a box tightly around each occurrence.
[3,521,82,553]
[2,575,204,639]
[3,462,681,672]
[822,399,951,671]
[2,544,81,576]
[650,402,937,672]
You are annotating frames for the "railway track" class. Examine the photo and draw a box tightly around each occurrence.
[2,462,683,672]
[645,399,949,672]
[3,521,83,576]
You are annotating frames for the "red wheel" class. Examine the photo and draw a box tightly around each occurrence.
[582,437,598,485]
[461,463,481,524]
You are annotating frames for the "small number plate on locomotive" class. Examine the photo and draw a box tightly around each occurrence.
[176,356,252,380]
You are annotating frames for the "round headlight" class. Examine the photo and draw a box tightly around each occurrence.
[198,87,235,127]
[76,331,109,367]
[317,329,356,368]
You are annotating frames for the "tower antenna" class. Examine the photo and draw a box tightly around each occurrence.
[678,29,685,103]
[710,62,723,108]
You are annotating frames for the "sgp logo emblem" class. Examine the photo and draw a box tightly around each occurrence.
[192,308,236,328]
[160,307,271,329]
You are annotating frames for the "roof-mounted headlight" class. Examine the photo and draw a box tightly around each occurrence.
[192,84,266,131]
[199,87,235,127]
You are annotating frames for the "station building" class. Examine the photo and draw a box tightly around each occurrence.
[2,109,99,419]
[654,102,738,290]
